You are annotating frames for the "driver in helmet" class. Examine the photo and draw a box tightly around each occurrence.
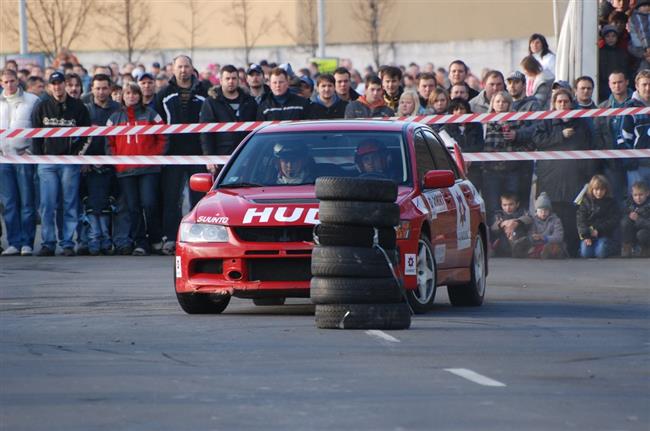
[274,142,313,184]
[355,140,390,177]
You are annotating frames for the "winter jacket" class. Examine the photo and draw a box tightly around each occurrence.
[594,92,632,171]
[441,123,484,153]
[532,118,592,203]
[469,90,491,114]
[529,213,564,244]
[598,46,632,102]
[577,194,620,240]
[257,91,311,121]
[511,96,542,147]
[310,95,348,119]
[84,99,121,155]
[490,208,533,235]
[623,196,650,230]
[0,88,39,155]
[483,121,522,172]
[344,96,395,119]
[628,9,650,58]
[529,70,554,109]
[31,93,91,155]
[155,75,208,155]
[106,106,167,177]
[200,86,257,155]
[383,87,403,111]
[620,92,650,168]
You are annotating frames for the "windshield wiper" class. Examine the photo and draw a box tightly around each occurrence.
[219,181,265,188]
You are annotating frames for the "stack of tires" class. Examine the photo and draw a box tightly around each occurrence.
[310,177,411,330]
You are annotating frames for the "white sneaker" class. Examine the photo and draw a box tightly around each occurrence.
[20,245,33,256]
[1,246,20,256]
[161,241,175,256]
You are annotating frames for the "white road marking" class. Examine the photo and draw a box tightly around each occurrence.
[365,330,400,343]
[444,368,506,387]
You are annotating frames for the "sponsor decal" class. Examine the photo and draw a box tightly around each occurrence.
[450,185,471,250]
[405,253,416,276]
[175,256,182,278]
[196,215,229,224]
[423,190,447,220]
[242,207,319,224]
[434,244,446,264]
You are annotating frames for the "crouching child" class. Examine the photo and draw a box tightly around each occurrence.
[621,181,650,257]
[525,192,567,259]
[490,192,532,257]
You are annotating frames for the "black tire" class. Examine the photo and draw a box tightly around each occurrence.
[310,277,403,304]
[315,176,397,202]
[313,224,397,249]
[311,246,396,278]
[406,236,437,314]
[448,234,487,307]
[318,201,399,227]
[176,292,231,314]
[315,303,411,330]
[253,297,286,306]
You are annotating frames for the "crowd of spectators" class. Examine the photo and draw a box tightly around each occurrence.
[1,0,650,259]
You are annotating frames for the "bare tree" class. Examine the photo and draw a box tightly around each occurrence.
[177,0,207,59]
[100,0,159,63]
[1,0,98,61]
[225,0,281,65]
[352,0,394,69]
[285,0,319,57]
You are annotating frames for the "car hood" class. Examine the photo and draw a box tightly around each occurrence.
[190,185,413,227]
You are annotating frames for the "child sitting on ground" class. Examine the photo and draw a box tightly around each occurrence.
[490,192,532,257]
[522,192,567,259]
[621,181,650,258]
[577,174,620,258]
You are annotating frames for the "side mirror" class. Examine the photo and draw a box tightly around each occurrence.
[423,170,455,189]
[189,173,214,193]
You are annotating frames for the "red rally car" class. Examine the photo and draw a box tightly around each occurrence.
[175,120,488,314]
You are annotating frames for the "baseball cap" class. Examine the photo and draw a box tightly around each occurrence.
[552,80,571,90]
[247,63,263,75]
[506,71,526,82]
[48,71,65,84]
[152,62,161,68]
[138,72,155,81]
[299,75,314,89]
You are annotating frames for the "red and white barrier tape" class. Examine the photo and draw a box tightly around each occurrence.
[1,106,649,138]
[1,150,649,165]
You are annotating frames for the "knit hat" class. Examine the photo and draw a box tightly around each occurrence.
[535,192,552,210]
[635,0,650,9]
[601,24,618,37]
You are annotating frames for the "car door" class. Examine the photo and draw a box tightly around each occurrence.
[413,129,456,269]
[421,129,473,267]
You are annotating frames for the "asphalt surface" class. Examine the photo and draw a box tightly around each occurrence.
[0,256,648,431]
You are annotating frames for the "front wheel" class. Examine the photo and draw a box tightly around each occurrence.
[406,236,437,313]
[176,292,231,314]
[448,234,487,307]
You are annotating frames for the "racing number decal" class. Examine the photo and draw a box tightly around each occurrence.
[450,185,471,250]
[175,256,182,278]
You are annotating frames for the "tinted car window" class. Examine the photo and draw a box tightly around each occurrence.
[422,129,460,178]
[413,130,436,184]
[218,131,411,187]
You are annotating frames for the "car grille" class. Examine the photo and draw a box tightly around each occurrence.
[247,258,311,281]
[191,259,223,274]
[233,226,314,243]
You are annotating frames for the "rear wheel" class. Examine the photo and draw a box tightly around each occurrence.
[253,297,286,306]
[448,234,486,307]
[406,236,437,314]
[176,292,231,314]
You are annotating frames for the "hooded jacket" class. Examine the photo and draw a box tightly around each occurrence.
[106,105,167,177]
[0,88,39,155]
[200,86,258,155]
[257,91,311,121]
[84,99,122,155]
[529,69,554,109]
[576,194,620,240]
[344,96,395,118]
[620,91,650,168]
[310,94,348,119]
[31,93,91,155]
[155,75,208,155]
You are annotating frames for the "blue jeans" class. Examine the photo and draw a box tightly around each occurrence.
[580,237,614,259]
[37,164,81,250]
[0,164,36,249]
[83,169,115,252]
[87,214,112,252]
[119,173,161,251]
[113,192,132,249]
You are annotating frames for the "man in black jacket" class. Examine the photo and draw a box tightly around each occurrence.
[200,64,257,173]
[310,74,348,119]
[155,55,209,255]
[31,71,91,256]
[257,67,311,121]
[334,67,360,102]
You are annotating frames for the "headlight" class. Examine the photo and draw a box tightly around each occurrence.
[179,223,229,243]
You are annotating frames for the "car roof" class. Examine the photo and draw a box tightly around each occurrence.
[255,120,417,134]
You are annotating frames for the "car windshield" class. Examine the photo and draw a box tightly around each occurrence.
[218,131,411,187]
